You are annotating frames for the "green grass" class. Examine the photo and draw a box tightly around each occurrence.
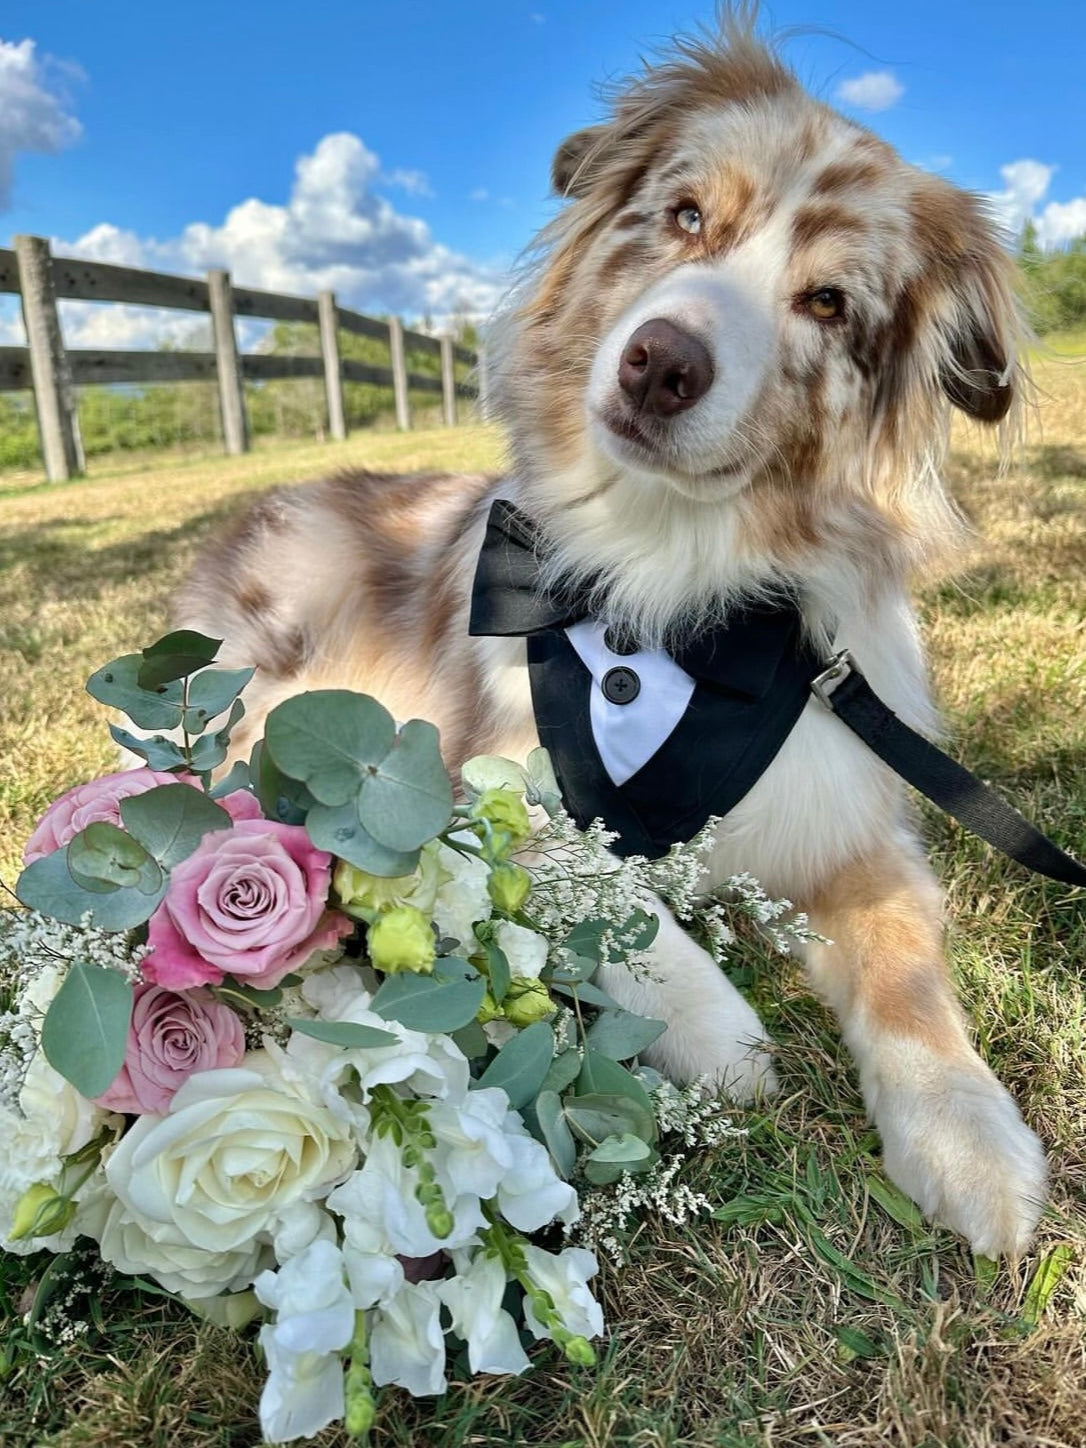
[1,371,1084,1448]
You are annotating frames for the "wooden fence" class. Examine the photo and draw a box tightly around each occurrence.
[0,235,483,481]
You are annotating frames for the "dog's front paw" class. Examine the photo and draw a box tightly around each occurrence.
[872,1059,1047,1258]
[642,1007,779,1104]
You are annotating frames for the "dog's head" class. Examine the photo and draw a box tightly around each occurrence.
[491,19,1024,616]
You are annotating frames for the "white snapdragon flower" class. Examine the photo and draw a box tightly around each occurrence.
[105,1058,356,1254]
[369,1280,446,1397]
[521,1246,605,1343]
[431,843,492,948]
[496,1123,580,1232]
[426,1088,516,1200]
[327,1135,485,1259]
[492,920,549,981]
[438,1250,530,1376]
[254,1240,357,1445]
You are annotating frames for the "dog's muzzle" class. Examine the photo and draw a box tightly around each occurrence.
[617,318,714,418]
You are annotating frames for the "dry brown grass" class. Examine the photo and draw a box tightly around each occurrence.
[1,357,1084,1447]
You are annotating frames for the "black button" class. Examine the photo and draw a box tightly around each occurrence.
[604,625,639,656]
[602,666,640,705]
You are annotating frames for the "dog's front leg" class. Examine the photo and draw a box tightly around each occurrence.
[803,832,1047,1257]
[595,900,778,1103]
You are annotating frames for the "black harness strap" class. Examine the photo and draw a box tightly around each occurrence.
[812,653,1086,888]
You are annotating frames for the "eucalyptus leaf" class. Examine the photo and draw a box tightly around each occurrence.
[87,653,184,730]
[483,939,511,1003]
[525,747,562,812]
[564,1093,656,1148]
[357,718,453,852]
[143,630,222,660]
[372,970,486,1033]
[139,653,222,690]
[550,979,624,1011]
[576,1050,656,1130]
[535,1089,577,1178]
[548,951,597,984]
[476,1022,554,1109]
[40,961,133,1098]
[67,822,163,894]
[215,980,284,1009]
[539,1048,583,1095]
[120,784,231,868]
[585,1008,666,1061]
[452,1021,489,1060]
[306,800,420,877]
[287,1018,400,1049]
[460,755,530,799]
[17,849,167,929]
[109,724,188,772]
[182,667,256,732]
[188,732,229,773]
[583,1131,656,1185]
[264,690,396,807]
[210,761,252,799]
[250,740,315,825]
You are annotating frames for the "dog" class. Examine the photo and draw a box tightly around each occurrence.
[175,18,1047,1258]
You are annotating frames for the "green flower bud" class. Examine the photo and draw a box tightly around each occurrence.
[425,1203,454,1239]
[487,861,531,914]
[562,1334,597,1367]
[471,788,532,855]
[345,1389,376,1439]
[502,976,555,1027]
[335,842,446,923]
[476,989,504,1024]
[366,905,436,975]
[8,1182,74,1242]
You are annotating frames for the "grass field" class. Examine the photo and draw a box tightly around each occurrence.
[0,351,1084,1447]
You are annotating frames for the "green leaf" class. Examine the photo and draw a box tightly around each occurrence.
[250,740,315,825]
[585,1008,666,1061]
[210,761,252,798]
[264,690,396,807]
[17,849,167,929]
[188,698,245,774]
[357,718,453,852]
[539,1048,582,1095]
[549,979,624,1011]
[564,1093,656,1148]
[452,1021,489,1060]
[287,1018,400,1049]
[535,1089,577,1178]
[548,951,597,984]
[371,970,486,1034]
[1023,1244,1073,1325]
[67,822,163,894]
[306,800,420,876]
[143,629,222,660]
[562,918,610,964]
[120,785,231,868]
[583,1132,656,1184]
[865,1174,926,1231]
[483,939,511,1003]
[182,667,256,733]
[87,653,185,730]
[109,724,188,772]
[40,961,133,1097]
[476,1022,554,1109]
[577,1049,655,1114]
[525,747,562,813]
[835,1325,885,1362]
[214,980,284,1009]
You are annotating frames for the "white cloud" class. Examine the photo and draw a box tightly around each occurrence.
[382,167,433,197]
[986,158,1086,247]
[0,36,81,209]
[834,70,904,112]
[48,132,509,350]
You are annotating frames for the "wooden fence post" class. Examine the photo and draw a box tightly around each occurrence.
[317,290,347,441]
[14,234,85,481]
[207,269,248,455]
[440,335,457,427]
[388,316,410,430]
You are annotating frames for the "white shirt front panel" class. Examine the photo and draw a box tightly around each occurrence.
[565,619,696,787]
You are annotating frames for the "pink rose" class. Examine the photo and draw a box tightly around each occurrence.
[24,769,262,864]
[143,819,353,990]
[94,981,246,1115]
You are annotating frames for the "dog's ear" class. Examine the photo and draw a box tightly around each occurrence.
[920,187,1023,425]
[551,126,608,198]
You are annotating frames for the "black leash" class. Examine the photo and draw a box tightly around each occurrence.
[811,652,1086,888]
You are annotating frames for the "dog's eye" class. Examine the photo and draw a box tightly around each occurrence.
[672,203,702,236]
[803,288,846,322]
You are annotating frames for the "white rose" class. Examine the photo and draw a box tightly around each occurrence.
[493,920,549,981]
[105,1058,357,1254]
[93,1193,266,1298]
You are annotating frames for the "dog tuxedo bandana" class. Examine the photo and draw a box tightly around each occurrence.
[469,499,824,858]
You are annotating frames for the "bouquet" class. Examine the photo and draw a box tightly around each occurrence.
[0,632,804,1443]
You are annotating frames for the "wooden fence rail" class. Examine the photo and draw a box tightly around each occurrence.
[0,235,482,481]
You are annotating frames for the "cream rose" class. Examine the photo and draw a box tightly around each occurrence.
[104,1056,357,1253]
[93,1194,267,1298]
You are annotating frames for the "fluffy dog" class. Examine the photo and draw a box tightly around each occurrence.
[176,20,1046,1257]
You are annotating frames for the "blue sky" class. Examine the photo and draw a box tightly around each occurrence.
[1,1,1083,345]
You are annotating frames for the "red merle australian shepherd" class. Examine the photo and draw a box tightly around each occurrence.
[176,20,1047,1257]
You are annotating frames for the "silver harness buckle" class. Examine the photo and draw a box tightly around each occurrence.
[810,650,856,709]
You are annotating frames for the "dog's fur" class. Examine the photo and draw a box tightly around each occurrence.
[176,19,1047,1256]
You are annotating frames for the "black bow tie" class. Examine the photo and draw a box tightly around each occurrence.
[468,498,815,700]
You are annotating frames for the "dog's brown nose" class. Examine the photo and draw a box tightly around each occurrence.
[617,318,714,417]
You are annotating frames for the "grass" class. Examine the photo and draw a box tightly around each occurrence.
[1,355,1084,1447]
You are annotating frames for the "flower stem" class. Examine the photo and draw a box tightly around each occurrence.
[344,1309,376,1440]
